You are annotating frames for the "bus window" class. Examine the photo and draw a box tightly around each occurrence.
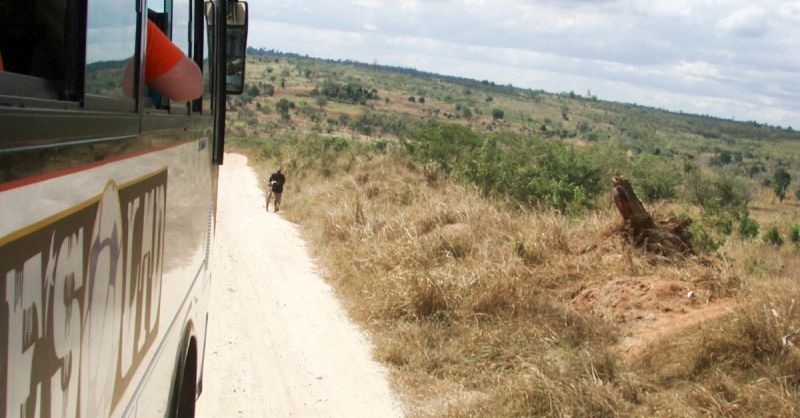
[171,0,192,111]
[85,0,136,109]
[0,0,71,100]
[173,0,191,55]
[200,0,213,114]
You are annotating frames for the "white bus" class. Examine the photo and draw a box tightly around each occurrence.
[0,0,247,416]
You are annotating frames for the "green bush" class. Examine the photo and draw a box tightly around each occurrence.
[458,135,602,213]
[772,168,791,202]
[763,225,784,246]
[404,122,603,214]
[711,211,733,235]
[276,98,292,120]
[404,122,480,173]
[711,175,751,212]
[686,171,751,214]
[690,222,723,252]
[789,225,800,245]
[627,154,680,201]
[739,217,760,240]
[313,79,377,104]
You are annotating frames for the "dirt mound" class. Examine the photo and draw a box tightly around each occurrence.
[572,275,694,324]
[570,274,732,355]
[565,178,738,356]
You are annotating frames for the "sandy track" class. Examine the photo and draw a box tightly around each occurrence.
[195,153,403,418]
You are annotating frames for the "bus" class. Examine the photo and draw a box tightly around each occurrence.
[0,0,247,416]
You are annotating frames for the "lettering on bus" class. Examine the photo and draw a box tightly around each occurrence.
[0,169,168,418]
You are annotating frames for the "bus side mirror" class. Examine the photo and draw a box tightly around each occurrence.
[225,1,248,94]
[205,1,248,95]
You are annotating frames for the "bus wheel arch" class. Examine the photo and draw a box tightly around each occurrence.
[170,325,198,418]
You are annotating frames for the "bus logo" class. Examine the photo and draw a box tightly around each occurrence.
[1,169,168,418]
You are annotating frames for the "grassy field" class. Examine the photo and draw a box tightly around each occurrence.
[228,51,800,417]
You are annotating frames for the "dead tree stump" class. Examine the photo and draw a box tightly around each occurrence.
[612,175,693,255]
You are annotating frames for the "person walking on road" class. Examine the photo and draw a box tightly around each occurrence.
[266,168,286,212]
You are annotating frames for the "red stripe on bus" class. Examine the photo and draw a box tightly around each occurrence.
[0,139,198,193]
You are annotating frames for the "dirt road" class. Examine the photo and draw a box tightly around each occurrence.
[195,154,403,418]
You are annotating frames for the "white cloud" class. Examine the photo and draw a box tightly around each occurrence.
[778,1,800,19]
[630,0,700,18]
[716,6,769,38]
[349,0,382,8]
[245,0,800,128]
[399,0,419,11]
[673,61,721,83]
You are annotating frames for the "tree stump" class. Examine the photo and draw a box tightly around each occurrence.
[612,175,693,255]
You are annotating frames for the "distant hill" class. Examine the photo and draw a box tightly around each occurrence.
[246,47,798,137]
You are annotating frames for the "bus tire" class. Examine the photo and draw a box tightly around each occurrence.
[171,339,198,418]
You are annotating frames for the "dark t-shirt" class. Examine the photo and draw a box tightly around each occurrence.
[269,172,286,193]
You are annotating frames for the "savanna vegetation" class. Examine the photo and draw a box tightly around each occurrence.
[227,48,800,417]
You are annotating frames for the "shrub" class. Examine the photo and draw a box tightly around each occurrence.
[686,171,751,213]
[789,225,800,245]
[276,99,292,120]
[690,222,723,252]
[710,175,751,212]
[628,154,680,201]
[763,225,783,246]
[739,217,759,240]
[710,150,732,166]
[492,108,504,120]
[712,211,733,235]
[772,168,791,202]
[404,122,480,173]
[404,123,603,214]
[314,79,377,104]
[349,111,380,135]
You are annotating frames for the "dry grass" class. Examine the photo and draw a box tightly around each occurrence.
[240,148,800,417]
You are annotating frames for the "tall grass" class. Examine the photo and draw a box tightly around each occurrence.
[229,132,799,416]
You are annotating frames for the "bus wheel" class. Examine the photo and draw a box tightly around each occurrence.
[172,342,197,418]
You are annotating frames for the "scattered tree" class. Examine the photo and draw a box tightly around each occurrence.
[772,168,791,202]
[739,216,759,240]
[314,80,377,104]
[711,150,732,166]
[276,98,291,121]
[246,85,261,97]
[790,225,800,245]
[764,225,784,246]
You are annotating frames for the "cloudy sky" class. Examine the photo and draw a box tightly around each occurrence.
[246,0,800,128]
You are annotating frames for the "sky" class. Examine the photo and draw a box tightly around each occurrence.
[245,0,800,129]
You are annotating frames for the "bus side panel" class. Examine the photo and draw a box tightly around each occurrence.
[0,132,213,418]
[126,131,215,418]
